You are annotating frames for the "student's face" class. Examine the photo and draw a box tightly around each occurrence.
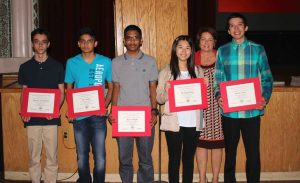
[124,30,142,53]
[199,32,215,52]
[228,17,248,43]
[176,40,192,62]
[78,34,98,54]
[32,34,50,55]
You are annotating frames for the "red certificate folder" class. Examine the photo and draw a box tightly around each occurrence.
[112,106,151,137]
[21,88,61,118]
[168,78,208,112]
[66,86,106,118]
[220,77,262,113]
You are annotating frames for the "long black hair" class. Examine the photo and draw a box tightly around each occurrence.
[170,35,196,80]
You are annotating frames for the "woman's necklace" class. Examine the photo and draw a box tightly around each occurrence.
[201,52,215,66]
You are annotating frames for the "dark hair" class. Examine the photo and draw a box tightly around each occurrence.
[124,25,142,37]
[31,28,50,43]
[196,27,217,50]
[226,13,248,30]
[78,27,96,40]
[170,35,196,80]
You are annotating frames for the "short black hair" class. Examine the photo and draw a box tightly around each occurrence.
[124,25,142,37]
[226,13,248,30]
[78,27,96,40]
[31,28,50,43]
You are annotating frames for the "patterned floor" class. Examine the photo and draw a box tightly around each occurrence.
[1,181,300,183]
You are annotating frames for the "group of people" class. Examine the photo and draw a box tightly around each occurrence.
[18,12,273,183]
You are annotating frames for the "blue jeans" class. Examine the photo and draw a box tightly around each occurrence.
[73,116,107,183]
[117,128,155,183]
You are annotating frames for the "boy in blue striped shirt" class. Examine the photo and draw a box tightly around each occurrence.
[214,13,273,183]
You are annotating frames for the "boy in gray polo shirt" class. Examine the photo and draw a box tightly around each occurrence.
[110,25,159,183]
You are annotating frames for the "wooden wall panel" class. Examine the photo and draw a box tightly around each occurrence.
[1,91,123,173]
[155,0,188,69]
[57,102,78,172]
[114,0,124,56]
[2,88,300,174]
[136,0,156,57]
[1,75,18,88]
[114,0,188,70]
[2,92,28,170]
[260,91,300,171]
[1,92,78,172]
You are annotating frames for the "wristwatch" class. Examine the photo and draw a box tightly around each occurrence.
[151,108,160,116]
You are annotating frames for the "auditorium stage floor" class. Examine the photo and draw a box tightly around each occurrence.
[1,181,300,183]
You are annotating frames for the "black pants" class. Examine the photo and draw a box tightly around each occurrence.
[222,116,261,183]
[165,127,198,183]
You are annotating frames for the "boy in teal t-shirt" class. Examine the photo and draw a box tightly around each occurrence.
[65,27,112,183]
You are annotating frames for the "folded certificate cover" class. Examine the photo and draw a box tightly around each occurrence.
[66,86,106,118]
[21,88,61,118]
[220,77,262,113]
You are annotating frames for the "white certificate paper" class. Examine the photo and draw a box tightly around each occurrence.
[118,111,145,132]
[72,90,100,113]
[27,92,55,113]
[226,83,256,108]
[174,83,202,107]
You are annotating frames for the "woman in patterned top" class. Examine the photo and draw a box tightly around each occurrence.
[195,27,224,183]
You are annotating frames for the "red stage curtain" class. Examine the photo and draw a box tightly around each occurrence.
[218,0,300,13]
[39,0,115,64]
[188,0,217,42]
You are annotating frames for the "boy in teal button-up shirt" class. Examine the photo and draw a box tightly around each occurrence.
[214,13,273,183]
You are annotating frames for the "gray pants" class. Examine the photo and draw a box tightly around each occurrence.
[117,128,155,183]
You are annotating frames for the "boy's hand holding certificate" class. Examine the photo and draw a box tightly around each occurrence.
[112,106,151,137]
[220,77,263,113]
[21,88,61,118]
[66,86,106,118]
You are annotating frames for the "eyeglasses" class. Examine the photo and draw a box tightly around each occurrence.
[33,40,49,45]
[125,36,141,41]
[79,39,95,44]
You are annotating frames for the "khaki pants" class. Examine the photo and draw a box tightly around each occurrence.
[27,125,58,183]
